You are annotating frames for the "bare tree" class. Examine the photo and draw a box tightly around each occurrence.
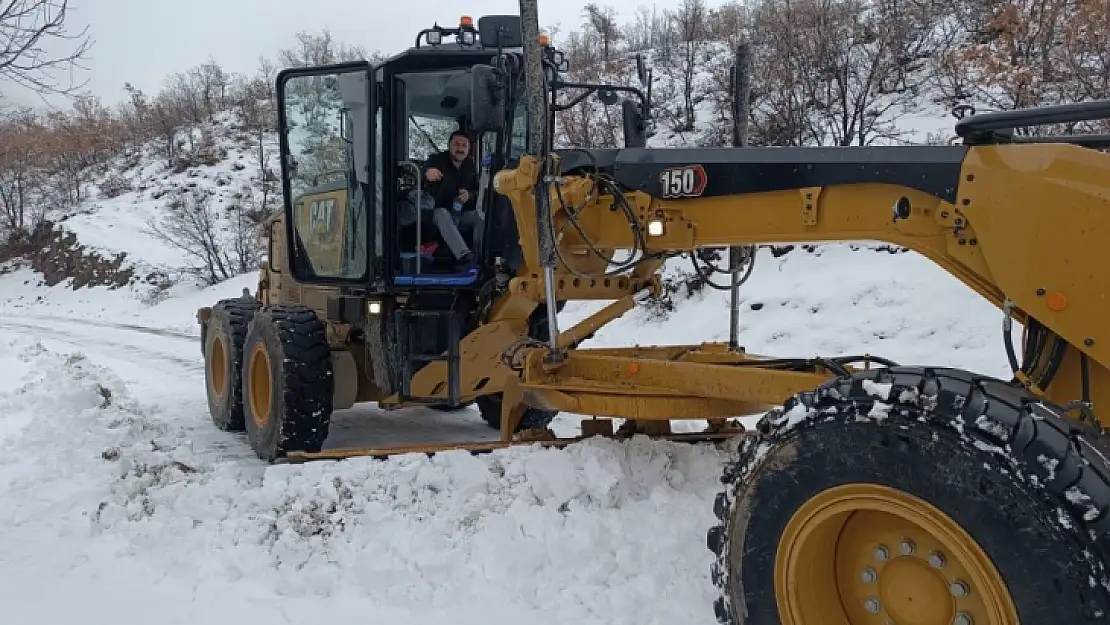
[622,5,669,52]
[668,0,711,133]
[278,29,371,68]
[935,0,1107,133]
[707,0,752,46]
[0,107,47,241]
[144,189,236,285]
[749,0,948,146]
[582,4,623,65]
[1057,0,1110,132]
[232,74,279,218]
[0,0,92,98]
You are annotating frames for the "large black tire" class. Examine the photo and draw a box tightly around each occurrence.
[708,366,1110,624]
[203,297,260,432]
[241,304,334,461]
[477,305,558,432]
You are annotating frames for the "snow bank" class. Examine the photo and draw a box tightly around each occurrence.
[0,331,731,624]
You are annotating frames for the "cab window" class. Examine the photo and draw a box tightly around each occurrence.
[397,69,471,162]
[281,70,370,281]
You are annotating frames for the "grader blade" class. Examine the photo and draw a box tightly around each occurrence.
[275,425,751,464]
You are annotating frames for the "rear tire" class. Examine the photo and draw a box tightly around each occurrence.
[241,304,334,461]
[476,394,557,432]
[708,366,1110,624]
[203,298,260,432]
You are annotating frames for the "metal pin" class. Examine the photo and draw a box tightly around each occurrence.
[954,613,973,625]
[900,539,916,555]
[874,545,890,561]
[864,597,881,613]
[861,567,877,583]
[950,581,969,598]
[929,552,946,568]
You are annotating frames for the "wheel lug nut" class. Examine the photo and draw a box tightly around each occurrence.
[864,597,881,613]
[861,567,877,583]
[874,545,890,561]
[950,581,969,597]
[929,552,946,568]
[900,539,916,555]
[954,613,973,625]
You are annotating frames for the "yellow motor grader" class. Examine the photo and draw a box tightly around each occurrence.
[196,10,1110,624]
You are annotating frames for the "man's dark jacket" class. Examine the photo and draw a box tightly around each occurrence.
[423,151,479,211]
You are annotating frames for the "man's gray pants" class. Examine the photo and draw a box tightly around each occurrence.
[398,191,483,259]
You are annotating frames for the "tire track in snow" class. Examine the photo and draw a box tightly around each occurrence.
[17,312,198,341]
[0,316,202,375]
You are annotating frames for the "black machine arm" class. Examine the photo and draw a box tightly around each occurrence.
[955,98,1110,146]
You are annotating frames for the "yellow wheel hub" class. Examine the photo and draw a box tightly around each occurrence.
[208,334,227,398]
[248,343,272,429]
[775,483,1019,625]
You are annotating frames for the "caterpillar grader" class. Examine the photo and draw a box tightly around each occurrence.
[196,7,1110,624]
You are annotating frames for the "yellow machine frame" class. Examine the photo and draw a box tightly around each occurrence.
[274,139,1110,461]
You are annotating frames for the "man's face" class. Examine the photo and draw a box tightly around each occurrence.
[449,135,469,162]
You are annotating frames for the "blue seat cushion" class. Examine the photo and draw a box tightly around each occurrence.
[394,266,479,287]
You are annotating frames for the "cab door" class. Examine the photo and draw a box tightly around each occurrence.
[276,61,376,288]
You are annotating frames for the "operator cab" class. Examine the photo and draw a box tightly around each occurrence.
[271,13,652,410]
[275,14,530,295]
[390,63,522,287]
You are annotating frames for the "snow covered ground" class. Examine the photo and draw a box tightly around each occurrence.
[0,311,728,625]
[0,240,1016,624]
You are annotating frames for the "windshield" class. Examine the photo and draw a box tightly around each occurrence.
[396,67,530,162]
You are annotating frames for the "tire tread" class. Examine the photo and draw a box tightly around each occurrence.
[708,365,1110,624]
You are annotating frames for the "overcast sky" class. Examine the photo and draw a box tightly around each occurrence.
[3,0,702,109]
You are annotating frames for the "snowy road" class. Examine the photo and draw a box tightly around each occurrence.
[0,314,730,625]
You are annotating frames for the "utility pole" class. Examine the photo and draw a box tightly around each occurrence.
[519,0,562,354]
[728,42,752,351]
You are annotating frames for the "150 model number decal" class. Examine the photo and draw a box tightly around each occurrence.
[659,165,707,198]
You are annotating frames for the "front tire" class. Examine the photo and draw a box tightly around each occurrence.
[708,366,1110,624]
[241,304,334,461]
[477,305,557,432]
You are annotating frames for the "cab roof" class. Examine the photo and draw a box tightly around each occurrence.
[379,14,524,71]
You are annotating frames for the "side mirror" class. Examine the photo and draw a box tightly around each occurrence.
[597,88,619,106]
[622,99,647,148]
[471,64,506,133]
